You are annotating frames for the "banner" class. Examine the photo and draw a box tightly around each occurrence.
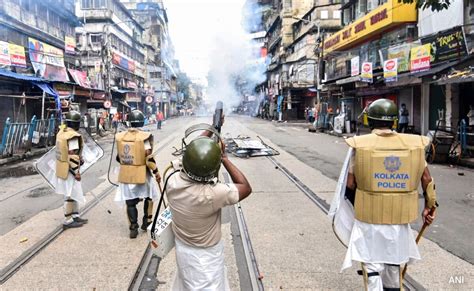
[28,38,68,82]
[68,68,91,88]
[387,43,412,72]
[420,26,467,64]
[351,56,360,76]
[360,62,373,83]
[9,43,27,67]
[112,51,135,73]
[410,44,431,73]
[65,36,76,54]
[383,58,398,82]
[0,41,10,66]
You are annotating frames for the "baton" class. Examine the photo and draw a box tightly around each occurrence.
[402,206,437,278]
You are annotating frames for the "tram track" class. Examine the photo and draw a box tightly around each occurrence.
[0,184,116,284]
[266,155,426,291]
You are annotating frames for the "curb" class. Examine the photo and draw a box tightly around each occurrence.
[0,148,51,166]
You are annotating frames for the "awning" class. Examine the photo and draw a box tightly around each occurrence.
[336,75,361,85]
[0,69,45,82]
[412,59,464,77]
[111,88,133,94]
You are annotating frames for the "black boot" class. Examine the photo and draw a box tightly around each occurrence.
[74,217,88,224]
[126,198,139,239]
[141,198,153,231]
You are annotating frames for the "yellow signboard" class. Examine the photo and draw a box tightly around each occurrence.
[323,0,416,53]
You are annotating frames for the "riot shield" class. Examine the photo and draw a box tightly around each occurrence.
[328,148,354,248]
[107,123,129,186]
[35,128,104,190]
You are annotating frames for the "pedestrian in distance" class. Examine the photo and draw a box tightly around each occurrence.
[114,110,161,239]
[398,103,409,133]
[341,99,437,291]
[156,110,164,129]
[165,118,252,290]
[54,111,89,229]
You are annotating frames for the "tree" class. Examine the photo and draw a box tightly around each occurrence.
[399,0,451,11]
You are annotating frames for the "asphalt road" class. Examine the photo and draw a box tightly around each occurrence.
[241,116,474,265]
[0,118,190,236]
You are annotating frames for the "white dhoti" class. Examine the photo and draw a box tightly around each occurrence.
[52,173,85,223]
[172,238,230,291]
[52,173,85,204]
[114,174,160,203]
[342,220,421,290]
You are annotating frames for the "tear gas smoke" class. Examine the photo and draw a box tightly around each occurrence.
[206,1,267,114]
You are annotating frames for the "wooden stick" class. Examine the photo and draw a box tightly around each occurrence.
[402,206,437,278]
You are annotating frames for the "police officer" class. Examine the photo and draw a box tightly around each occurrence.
[341,99,437,290]
[115,110,161,239]
[55,110,88,229]
[165,124,252,290]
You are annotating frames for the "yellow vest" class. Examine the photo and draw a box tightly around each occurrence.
[346,130,430,224]
[55,128,83,179]
[116,129,152,184]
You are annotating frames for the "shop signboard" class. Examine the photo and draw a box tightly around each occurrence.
[360,62,373,83]
[387,43,412,72]
[420,26,468,64]
[410,44,431,73]
[68,69,91,88]
[28,38,68,81]
[0,41,10,66]
[8,43,27,67]
[65,36,76,54]
[351,56,360,76]
[112,51,135,73]
[383,58,398,82]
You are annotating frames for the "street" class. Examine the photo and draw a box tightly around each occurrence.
[0,116,472,290]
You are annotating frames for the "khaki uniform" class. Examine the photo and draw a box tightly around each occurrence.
[343,129,435,291]
[55,127,84,224]
[166,170,239,291]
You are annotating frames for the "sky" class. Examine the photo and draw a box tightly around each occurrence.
[163,0,246,86]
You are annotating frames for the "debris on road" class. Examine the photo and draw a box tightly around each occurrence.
[224,136,279,158]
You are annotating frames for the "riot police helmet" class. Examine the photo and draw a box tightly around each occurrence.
[65,110,81,130]
[367,98,398,129]
[182,137,222,183]
[129,110,145,128]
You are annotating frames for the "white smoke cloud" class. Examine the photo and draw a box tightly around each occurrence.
[206,1,267,112]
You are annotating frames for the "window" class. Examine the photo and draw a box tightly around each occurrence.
[150,71,162,79]
[81,0,106,9]
[333,10,341,19]
[320,10,329,19]
[90,34,102,45]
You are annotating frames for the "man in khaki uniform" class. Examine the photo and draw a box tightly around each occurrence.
[166,122,252,290]
[55,111,88,229]
[114,110,161,239]
[342,99,437,290]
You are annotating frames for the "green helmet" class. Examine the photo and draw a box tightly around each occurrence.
[367,99,398,121]
[182,137,222,183]
[129,110,145,128]
[65,110,81,130]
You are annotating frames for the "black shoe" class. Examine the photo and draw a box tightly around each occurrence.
[74,217,88,224]
[63,221,84,230]
[130,224,139,239]
[141,221,150,231]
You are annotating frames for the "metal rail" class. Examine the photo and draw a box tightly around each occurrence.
[266,156,426,291]
[0,184,116,284]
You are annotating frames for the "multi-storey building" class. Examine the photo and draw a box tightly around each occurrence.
[75,0,146,114]
[0,0,80,128]
[121,0,177,118]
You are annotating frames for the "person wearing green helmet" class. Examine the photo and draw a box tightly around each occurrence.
[55,110,88,229]
[335,98,438,290]
[115,110,161,239]
[165,119,252,290]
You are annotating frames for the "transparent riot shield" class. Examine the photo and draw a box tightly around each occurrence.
[35,128,104,190]
[107,123,128,187]
[328,148,354,248]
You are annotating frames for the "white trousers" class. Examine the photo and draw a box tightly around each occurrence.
[363,263,401,291]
